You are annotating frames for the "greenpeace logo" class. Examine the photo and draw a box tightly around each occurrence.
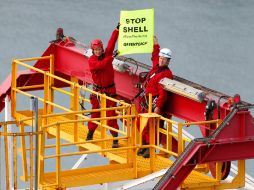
[123,42,147,46]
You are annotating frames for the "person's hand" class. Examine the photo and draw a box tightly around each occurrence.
[154,36,158,45]
[116,22,120,30]
[154,107,161,114]
[113,50,119,57]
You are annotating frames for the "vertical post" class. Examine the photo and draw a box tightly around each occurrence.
[13,136,17,190]
[168,121,172,152]
[178,123,183,154]
[74,84,79,142]
[126,106,131,163]
[44,73,49,125]
[56,123,61,186]
[148,93,154,170]
[237,160,245,186]
[4,124,10,190]
[5,97,13,190]
[31,97,39,190]
[122,106,126,132]
[11,59,17,118]
[148,93,152,114]
[9,60,15,188]
[160,121,172,158]
[38,127,45,186]
[19,124,28,181]
[131,104,137,177]
[156,119,160,146]
[29,134,34,190]
[49,54,55,113]
[149,118,156,172]
[100,94,107,151]
[70,78,79,142]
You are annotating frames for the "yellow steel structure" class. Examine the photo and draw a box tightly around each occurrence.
[0,56,246,190]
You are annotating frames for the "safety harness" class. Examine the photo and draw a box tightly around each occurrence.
[79,83,117,116]
[145,66,169,87]
[93,83,115,91]
[133,66,170,112]
[92,83,117,98]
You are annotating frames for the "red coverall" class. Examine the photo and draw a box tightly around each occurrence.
[88,29,119,135]
[137,44,173,144]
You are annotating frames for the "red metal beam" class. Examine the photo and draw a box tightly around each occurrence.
[1,42,233,124]
[199,140,254,162]
[154,108,254,190]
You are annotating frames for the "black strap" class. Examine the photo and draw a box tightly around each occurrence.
[93,83,115,90]
[148,66,169,80]
[132,66,169,102]
[131,89,144,102]
[145,66,169,87]
[79,102,91,116]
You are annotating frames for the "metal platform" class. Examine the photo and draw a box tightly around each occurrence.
[1,55,252,190]
[15,110,219,189]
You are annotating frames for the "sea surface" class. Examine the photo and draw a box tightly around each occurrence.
[0,0,254,189]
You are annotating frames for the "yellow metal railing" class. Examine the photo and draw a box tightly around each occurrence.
[39,104,137,187]
[11,55,132,137]
[9,56,137,188]
[0,121,43,190]
[138,94,222,172]
[0,55,245,189]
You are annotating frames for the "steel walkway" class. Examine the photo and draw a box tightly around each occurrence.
[15,110,218,189]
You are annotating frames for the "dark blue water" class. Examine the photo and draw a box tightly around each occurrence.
[0,1,254,189]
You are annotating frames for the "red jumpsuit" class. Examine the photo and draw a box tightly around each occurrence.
[137,44,173,144]
[88,29,119,135]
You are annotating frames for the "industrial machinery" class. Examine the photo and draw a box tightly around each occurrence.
[0,33,254,190]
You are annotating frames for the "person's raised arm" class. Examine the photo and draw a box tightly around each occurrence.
[105,23,120,56]
[151,36,160,67]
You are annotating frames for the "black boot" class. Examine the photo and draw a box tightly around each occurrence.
[137,141,147,156]
[86,130,94,141]
[112,134,119,148]
[142,148,150,158]
[137,148,146,156]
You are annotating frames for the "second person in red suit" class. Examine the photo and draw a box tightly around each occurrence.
[137,36,174,158]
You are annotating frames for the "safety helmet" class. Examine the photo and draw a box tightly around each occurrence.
[90,39,103,50]
[159,48,172,59]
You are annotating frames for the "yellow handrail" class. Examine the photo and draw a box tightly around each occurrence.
[44,146,137,159]
[17,56,52,62]
[5,55,232,190]
[184,119,221,126]
[13,57,132,121]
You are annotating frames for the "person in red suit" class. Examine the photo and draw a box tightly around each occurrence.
[137,36,174,158]
[86,24,120,148]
